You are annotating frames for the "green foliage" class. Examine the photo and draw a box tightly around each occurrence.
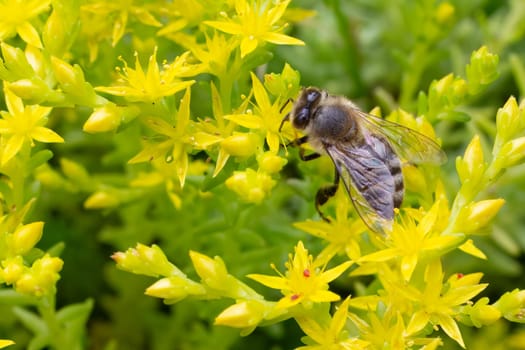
[0,0,525,349]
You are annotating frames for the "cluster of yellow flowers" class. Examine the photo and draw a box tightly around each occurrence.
[1,0,524,348]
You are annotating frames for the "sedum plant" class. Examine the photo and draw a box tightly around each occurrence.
[0,0,524,349]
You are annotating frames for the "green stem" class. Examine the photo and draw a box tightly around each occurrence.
[38,295,67,350]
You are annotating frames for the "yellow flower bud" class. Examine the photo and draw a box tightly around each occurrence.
[221,133,260,157]
[470,302,501,326]
[83,104,121,133]
[84,191,120,209]
[189,250,229,288]
[225,169,275,204]
[456,199,505,233]
[215,300,266,328]
[35,167,66,189]
[498,137,525,168]
[1,257,25,284]
[7,79,51,102]
[51,56,78,87]
[435,2,455,23]
[112,244,179,277]
[257,152,287,174]
[15,273,40,296]
[12,222,44,255]
[496,96,520,142]
[456,135,485,184]
[434,73,454,96]
[60,158,90,184]
[16,255,63,297]
[145,276,205,300]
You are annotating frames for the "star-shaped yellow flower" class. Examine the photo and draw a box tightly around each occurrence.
[95,48,198,103]
[204,0,304,57]
[296,297,370,350]
[0,0,50,48]
[248,241,352,309]
[0,88,63,165]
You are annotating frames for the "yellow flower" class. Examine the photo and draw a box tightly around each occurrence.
[294,189,367,264]
[359,201,462,281]
[128,88,221,187]
[95,48,197,103]
[189,32,238,77]
[81,0,162,47]
[225,72,287,153]
[296,297,370,350]
[248,241,352,309]
[0,0,50,48]
[0,88,63,165]
[204,0,304,58]
[404,260,488,348]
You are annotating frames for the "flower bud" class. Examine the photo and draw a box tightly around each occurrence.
[0,43,34,77]
[11,222,44,255]
[83,104,122,133]
[469,298,501,327]
[456,199,505,233]
[190,250,229,288]
[435,2,455,24]
[84,191,120,209]
[225,169,275,204]
[456,135,485,184]
[1,257,25,284]
[466,46,499,95]
[215,300,266,328]
[112,244,179,277]
[7,78,52,103]
[493,289,525,322]
[145,276,205,301]
[498,137,525,168]
[15,255,63,297]
[221,133,260,157]
[495,96,521,143]
[257,152,287,174]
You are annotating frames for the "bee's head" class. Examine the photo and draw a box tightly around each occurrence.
[291,87,323,130]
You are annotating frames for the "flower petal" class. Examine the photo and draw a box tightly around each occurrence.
[17,22,43,48]
[240,36,258,58]
[261,32,305,46]
[203,21,242,35]
[2,135,24,165]
[247,274,288,290]
[31,126,64,143]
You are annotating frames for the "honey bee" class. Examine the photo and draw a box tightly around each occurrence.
[280,87,447,234]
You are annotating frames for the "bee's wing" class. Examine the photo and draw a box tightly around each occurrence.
[354,109,447,165]
[325,142,394,235]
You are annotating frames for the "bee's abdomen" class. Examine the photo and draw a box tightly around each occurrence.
[389,157,404,209]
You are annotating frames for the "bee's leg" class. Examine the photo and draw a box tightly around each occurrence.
[315,169,340,222]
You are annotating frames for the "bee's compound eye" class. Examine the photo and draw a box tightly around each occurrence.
[293,108,310,129]
[306,90,320,103]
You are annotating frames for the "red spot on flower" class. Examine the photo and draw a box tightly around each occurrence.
[290,294,300,301]
[457,273,464,279]
[303,269,310,278]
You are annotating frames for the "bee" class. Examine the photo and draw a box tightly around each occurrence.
[280,87,447,234]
